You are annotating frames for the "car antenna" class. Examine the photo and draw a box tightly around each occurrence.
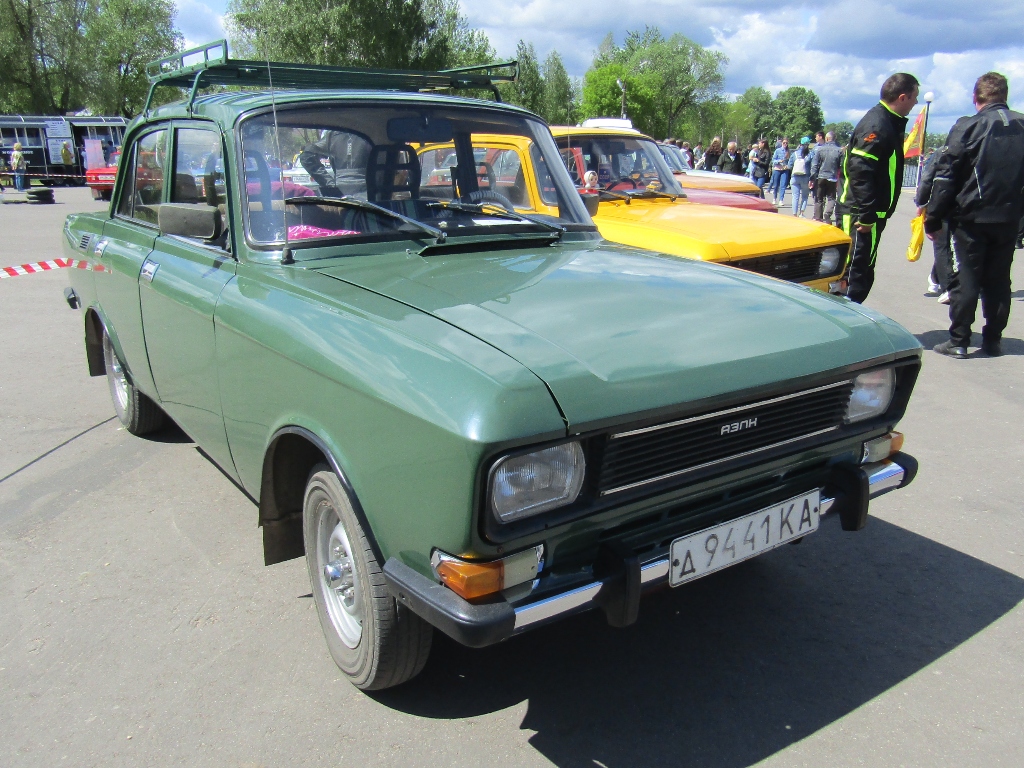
[264,52,292,265]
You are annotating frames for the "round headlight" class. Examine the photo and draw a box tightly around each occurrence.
[818,247,844,276]
[846,368,895,423]
[490,442,585,523]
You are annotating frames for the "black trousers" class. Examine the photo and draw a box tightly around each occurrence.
[813,179,837,225]
[841,215,888,303]
[929,221,953,291]
[947,221,1018,346]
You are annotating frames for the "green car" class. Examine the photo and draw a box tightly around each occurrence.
[62,42,921,690]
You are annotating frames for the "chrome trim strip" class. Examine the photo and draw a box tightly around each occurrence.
[610,380,852,440]
[600,426,838,496]
[513,581,603,631]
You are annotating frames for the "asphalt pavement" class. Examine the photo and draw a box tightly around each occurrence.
[2,187,1023,767]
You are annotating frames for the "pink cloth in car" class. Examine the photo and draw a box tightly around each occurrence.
[287,225,360,239]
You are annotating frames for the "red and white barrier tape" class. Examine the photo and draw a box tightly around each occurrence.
[0,258,105,279]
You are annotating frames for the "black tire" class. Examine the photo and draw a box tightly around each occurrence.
[303,465,432,690]
[102,330,165,435]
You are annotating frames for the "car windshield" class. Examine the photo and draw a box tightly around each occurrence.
[239,104,593,245]
[556,135,685,197]
[656,144,686,173]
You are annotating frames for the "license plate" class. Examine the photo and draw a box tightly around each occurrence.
[669,490,821,587]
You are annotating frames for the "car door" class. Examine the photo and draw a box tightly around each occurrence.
[139,124,238,474]
[96,127,169,398]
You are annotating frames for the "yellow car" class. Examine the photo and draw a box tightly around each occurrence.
[418,128,850,291]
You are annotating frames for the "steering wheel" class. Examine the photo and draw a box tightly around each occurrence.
[467,189,516,212]
[606,178,637,191]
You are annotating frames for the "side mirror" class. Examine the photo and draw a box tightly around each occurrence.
[579,191,600,216]
[159,202,222,240]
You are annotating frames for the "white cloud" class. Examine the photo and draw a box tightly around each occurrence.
[175,0,227,50]
[178,0,1024,133]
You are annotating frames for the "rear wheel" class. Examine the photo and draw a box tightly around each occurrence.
[102,330,165,435]
[303,465,432,690]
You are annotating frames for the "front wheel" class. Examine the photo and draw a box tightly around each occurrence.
[102,330,165,435]
[303,465,432,690]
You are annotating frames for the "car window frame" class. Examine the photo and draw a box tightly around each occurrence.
[113,124,171,230]
[166,120,235,256]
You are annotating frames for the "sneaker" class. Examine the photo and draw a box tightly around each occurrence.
[982,339,1003,356]
[934,340,968,359]
[924,287,942,297]
[937,292,950,304]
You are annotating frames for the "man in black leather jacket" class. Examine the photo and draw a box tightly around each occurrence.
[926,72,1024,358]
[837,73,919,303]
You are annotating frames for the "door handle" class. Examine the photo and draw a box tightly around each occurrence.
[140,258,159,283]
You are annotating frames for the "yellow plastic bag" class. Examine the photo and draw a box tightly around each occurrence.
[907,214,924,262]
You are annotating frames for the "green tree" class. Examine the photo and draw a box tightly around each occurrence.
[87,0,182,117]
[580,63,660,136]
[771,86,824,141]
[0,0,94,114]
[540,50,579,125]
[823,120,854,144]
[503,40,543,113]
[738,86,773,141]
[227,0,449,69]
[721,101,754,145]
[587,27,726,139]
[423,0,494,68]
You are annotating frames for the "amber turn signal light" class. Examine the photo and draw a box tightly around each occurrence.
[431,545,544,600]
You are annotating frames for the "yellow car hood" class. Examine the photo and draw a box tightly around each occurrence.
[593,199,849,261]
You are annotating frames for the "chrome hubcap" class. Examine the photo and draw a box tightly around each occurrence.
[318,508,362,647]
[110,355,129,412]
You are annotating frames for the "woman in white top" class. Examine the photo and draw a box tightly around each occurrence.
[789,137,812,216]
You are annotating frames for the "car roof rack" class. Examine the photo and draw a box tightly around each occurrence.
[143,40,519,116]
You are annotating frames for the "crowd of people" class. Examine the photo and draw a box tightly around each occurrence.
[671,71,1024,360]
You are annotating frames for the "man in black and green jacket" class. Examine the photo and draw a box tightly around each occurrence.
[838,73,920,303]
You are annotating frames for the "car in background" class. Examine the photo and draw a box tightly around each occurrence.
[85,152,120,201]
[657,141,764,196]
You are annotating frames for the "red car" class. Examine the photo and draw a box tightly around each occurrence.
[86,152,120,201]
[684,186,777,212]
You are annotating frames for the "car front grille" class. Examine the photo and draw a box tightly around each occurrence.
[597,380,854,495]
[731,250,823,282]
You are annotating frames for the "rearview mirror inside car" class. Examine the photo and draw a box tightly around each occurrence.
[387,116,454,144]
[158,203,222,241]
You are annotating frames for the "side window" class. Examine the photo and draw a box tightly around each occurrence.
[116,144,137,218]
[119,129,168,225]
[171,128,221,205]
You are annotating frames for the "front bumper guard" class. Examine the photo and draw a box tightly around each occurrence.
[383,452,918,649]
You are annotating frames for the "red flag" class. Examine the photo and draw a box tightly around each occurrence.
[904,109,926,158]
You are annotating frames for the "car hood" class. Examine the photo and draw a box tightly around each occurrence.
[313,241,912,431]
[594,199,848,260]
[684,187,777,212]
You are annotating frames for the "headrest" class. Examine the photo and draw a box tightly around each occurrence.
[366,144,420,203]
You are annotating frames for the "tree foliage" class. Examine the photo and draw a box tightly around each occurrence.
[581,64,660,136]
[771,86,824,141]
[823,121,855,144]
[0,0,180,115]
[540,50,579,126]
[738,86,774,142]
[585,27,726,139]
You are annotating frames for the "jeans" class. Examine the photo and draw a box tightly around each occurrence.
[13,170,26,191]
[753,174,767,196]
[769,170,790,202]
[790,174,809,214]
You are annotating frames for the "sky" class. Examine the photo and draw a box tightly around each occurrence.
[174,0,1024,133]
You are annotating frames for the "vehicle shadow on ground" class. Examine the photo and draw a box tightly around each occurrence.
[915,330,1024,356]
[375,518,1024,768]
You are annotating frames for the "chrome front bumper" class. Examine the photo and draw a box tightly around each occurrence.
[511,456,912,634]
[384,454,916,648]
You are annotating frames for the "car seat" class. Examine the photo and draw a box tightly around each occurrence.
[366,144,420,203]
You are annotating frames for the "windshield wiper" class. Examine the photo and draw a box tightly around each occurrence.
[285,196,446,243]
[634,189,680,201]
[427,201,565,238]
[597,189,631,204]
